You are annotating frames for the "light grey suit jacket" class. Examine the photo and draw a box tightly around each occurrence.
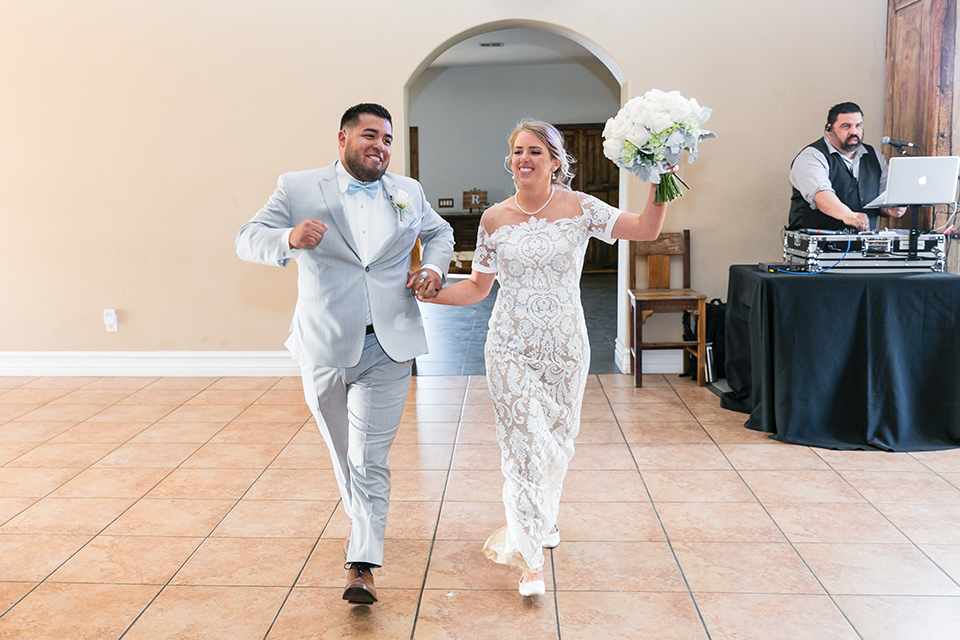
[236,162,454,367]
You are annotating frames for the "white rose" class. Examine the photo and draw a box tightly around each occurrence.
[648,110,674,133]
[623,96,645,118]
[608,113,631,139]
[602,117,615,138]
[602,136,624,162]
[625,124,651,149]
[627,100,652,128]
[643,89,668,110]
[666,93,693,120]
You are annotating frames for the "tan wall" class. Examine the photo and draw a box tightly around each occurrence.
[0,0,889,352]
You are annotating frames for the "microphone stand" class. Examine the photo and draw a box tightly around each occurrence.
[893,145,923,156]
[908,204,920,260]
[886,142,924,258]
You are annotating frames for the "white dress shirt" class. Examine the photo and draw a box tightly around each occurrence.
[789,136,889,210]
[334,162,441,325]
[335,162,398,265]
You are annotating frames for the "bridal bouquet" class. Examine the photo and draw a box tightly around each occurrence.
[602,89,716,203]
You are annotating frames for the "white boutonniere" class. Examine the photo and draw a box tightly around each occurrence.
[390,189,413,222]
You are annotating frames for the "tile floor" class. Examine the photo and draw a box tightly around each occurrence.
[0,373,959,639]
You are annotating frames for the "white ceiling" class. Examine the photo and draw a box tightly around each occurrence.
[429,28,595,68]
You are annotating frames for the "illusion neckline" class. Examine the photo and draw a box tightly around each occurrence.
[487,212,582,238]
[485,192,593,238]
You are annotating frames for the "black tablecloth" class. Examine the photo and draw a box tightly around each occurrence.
[720,264,960,450]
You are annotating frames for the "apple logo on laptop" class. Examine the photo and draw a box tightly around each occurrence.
[919,175,928,185]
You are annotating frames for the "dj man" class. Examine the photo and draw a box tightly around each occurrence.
[788,102,906,231]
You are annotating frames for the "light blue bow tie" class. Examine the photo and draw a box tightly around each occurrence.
[346,178,380,198]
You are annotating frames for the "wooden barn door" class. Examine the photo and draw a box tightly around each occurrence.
[556,123,620,272]
[884,0,956,237]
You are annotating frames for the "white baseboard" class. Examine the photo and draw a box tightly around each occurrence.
[612,340,683,375]
[613,338,630,374]
[0,351,301,377]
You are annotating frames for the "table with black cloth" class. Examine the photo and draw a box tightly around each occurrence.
[719,264,960,451]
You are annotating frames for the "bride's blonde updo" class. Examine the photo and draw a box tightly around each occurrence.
[504,118,576,189]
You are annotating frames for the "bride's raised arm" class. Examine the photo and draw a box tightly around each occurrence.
[610,181,669,242]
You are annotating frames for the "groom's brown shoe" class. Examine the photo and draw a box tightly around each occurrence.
[343,563,377,604]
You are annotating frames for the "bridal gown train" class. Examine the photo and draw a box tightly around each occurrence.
[471,192,623,573]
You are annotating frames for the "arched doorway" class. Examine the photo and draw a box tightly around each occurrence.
[404,22,623,215]
[405,22,629,375]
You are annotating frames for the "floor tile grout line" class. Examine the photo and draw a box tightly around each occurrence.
[258,508,336,640]
[113,537,216,639]
[810,447,960,586]
[0,484,174,617]
[599,373,714,640]
[0,378,283,491]
[0,381,452,637]
[407,380,469,640]
[916,550,960,591]
[0,376,290,632]
[114,377,307,639]
[807,450,960,593]
[0,384,221,611]
[705,437,870,639]
[0,381,77,422]
[815,450,960,589]
[0,377,40,393]
[550,546,562,640]
[688,404,860,634]
[3,374,960,635]
[1,376,218,474]
[0,377,226,622]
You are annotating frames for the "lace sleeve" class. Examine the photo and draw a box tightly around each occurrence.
[578,193,623,244]
[471,223,497,273]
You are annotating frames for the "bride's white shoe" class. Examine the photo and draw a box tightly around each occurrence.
[519,574,545,597]
[543,526,560,549]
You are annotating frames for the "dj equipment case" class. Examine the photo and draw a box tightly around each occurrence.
[782,229,945,272]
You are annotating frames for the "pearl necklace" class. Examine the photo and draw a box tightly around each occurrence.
[514,187,554,215]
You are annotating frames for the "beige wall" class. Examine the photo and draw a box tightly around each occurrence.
[0,0,889,353]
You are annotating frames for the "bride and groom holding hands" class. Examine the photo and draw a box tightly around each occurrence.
[236,102,671,603]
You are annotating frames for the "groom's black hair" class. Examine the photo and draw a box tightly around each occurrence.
[826,102,862,127]
[340,103,392,130]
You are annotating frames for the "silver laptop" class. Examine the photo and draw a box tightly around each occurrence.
[864,155,960,208]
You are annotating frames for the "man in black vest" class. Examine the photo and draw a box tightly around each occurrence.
[788,102,906,231]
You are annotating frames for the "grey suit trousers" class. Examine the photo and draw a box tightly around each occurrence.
[300,333,411,567]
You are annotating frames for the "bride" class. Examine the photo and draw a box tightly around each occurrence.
[420,119,671,596]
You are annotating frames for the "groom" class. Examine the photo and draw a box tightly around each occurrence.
[236,103,454,604]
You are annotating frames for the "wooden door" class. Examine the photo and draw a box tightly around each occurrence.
[556,123,620,271]
[884,0,956,232]
[408,126,419,181]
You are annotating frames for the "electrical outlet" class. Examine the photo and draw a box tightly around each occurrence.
[103,309,118,332]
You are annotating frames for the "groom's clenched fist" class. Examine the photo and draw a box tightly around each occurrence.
[290,218,328,249]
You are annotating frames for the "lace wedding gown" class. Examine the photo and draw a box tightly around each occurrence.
[472,192,622,573]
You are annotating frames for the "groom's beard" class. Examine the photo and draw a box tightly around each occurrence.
[344,148,388,183]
